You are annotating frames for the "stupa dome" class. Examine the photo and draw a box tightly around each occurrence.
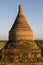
[9,5,34,42]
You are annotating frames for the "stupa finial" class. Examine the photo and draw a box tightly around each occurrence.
[18,4,23,14]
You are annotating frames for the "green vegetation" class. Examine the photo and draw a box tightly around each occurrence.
[0,41,6,50]
[35,40,43,56]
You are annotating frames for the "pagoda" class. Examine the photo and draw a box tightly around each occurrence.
[9,5,34,42]
[2,5,42,63]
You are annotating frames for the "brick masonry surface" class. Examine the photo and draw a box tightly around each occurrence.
[0,62,43,65]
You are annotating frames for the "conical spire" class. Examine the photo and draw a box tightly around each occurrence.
[9,5,34,41]
[10,5,31,30]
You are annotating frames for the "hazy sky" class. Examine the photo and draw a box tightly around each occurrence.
[0,0,43,40]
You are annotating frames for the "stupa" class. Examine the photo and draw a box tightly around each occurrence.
[1,5,42,63]
[9,5,34,42]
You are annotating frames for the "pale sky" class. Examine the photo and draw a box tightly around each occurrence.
[0,0,43,40]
